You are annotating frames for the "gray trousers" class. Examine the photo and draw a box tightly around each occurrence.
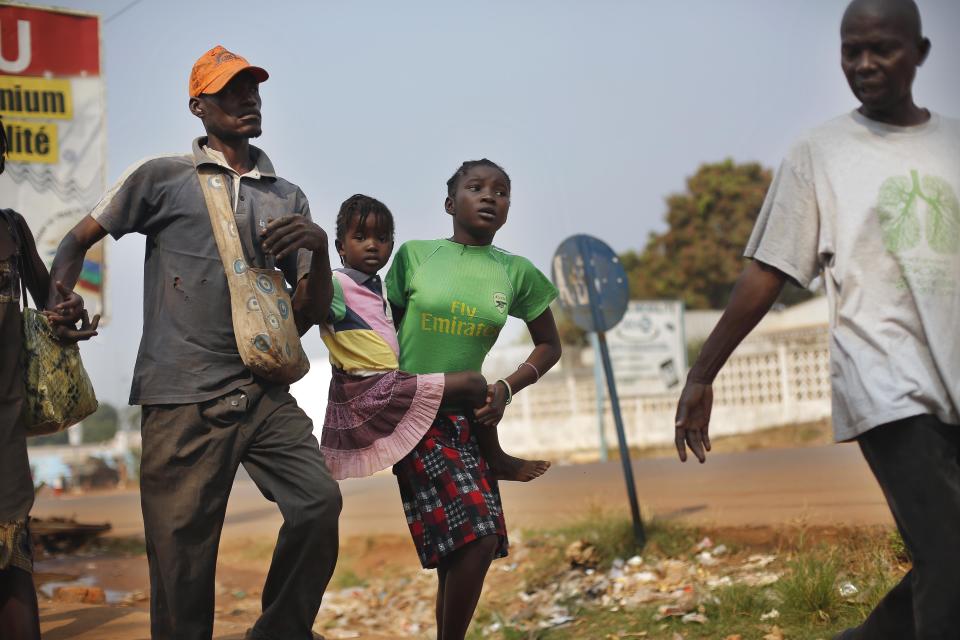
[140,381,341,640]
[839,414,960,640]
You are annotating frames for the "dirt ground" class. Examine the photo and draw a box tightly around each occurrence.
[35,534,420,640]
[33,425,893,639]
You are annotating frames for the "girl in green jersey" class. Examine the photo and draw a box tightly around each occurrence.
[386,159,562,640]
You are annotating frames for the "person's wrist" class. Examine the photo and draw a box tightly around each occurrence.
[686,367,714,386]
[496,378,513,405]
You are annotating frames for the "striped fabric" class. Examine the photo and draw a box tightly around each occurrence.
[321,269,399,375]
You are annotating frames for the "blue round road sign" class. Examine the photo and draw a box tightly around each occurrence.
[551,234,629,333]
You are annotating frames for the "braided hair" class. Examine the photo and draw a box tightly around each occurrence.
[335,194,395,245]
[446,159,511,197]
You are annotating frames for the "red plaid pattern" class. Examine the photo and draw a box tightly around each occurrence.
[394,413,508,569]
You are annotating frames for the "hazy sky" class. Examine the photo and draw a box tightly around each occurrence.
[13,0,960,406]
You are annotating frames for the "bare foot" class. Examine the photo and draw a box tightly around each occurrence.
[488,453,551,482]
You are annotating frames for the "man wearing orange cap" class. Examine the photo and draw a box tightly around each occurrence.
[48,46,340,640]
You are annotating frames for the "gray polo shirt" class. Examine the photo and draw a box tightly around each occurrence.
[92,138,313,405]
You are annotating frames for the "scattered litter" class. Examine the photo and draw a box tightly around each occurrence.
[839,581,859,598]
[681,612,708,624]
[291,532,786,638]
[53,585,105,604]
[760,608,780,620]
[565,540,600,568]
[763,626,785,640]
[742,554,777,570]
[694,537,713,551]
[739,572,781,587]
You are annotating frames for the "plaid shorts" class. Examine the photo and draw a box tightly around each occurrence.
[394,413,507,569]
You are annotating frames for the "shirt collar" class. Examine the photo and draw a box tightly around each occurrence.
[191,137,277,178]
[337,267,380,285]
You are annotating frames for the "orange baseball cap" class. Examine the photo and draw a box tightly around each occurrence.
[189,45,268,98]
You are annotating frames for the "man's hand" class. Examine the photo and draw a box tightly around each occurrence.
[474,382,508,427]
[44,281,84,324]
[674,381,713,463]
[260,216,327,261]
[43,282,100,343]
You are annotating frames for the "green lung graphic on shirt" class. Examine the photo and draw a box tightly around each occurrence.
[877,170,960,255]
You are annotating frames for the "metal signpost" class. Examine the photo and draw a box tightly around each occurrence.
[552,234,645,547]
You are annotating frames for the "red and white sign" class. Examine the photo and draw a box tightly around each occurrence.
[0,5,99,77]
[0,4,106,317]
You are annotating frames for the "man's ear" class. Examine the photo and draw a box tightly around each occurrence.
[917,37,931,66]
[189,96,204,119]
[444,196,455,216]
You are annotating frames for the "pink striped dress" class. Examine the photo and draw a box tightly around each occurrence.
[318,268,444,480]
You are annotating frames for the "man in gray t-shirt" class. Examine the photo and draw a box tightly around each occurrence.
[675,1,959,638]
[48,46,341,640]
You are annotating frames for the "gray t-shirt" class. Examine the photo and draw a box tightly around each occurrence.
[92,138,313,405]
[746,111,960,441]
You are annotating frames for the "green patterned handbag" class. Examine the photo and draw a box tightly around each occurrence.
[5,206,99,436]
[21,307,99,436]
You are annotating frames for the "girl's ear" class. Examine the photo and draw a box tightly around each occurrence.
[334,238,345,260]
[444,196,455,216]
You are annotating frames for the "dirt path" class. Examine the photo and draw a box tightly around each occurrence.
[33,444,892,639]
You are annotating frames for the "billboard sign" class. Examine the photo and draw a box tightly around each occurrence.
[606,300,687,395]
[1,4,106,316]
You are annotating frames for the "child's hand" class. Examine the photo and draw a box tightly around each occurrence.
[474,382,508,427]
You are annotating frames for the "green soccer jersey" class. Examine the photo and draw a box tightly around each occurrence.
[386,239,558,374]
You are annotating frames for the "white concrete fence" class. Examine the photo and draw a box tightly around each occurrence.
[497,326,832,457]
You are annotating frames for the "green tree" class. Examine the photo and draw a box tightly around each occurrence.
[623,159,811,309]
[81,403,119,443]
[552,302,587,346]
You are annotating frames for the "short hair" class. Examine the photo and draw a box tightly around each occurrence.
[446,159,511,197]
[842,0,923,40]
[335,194,395,244]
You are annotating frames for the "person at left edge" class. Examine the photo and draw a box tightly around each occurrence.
[1,116,97,640]
[47,46,341,640]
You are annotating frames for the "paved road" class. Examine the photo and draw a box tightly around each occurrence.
[34,443,892,543]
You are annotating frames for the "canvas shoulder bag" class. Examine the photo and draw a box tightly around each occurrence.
[196,165,310,385]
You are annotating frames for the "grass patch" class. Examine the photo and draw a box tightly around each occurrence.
[709,582,775,623]
[776,551,842,624]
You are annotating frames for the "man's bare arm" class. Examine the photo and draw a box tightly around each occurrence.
[48,216,109,301]
[292,252,333,336]
[675,260,788,463]
[45,215,108,341]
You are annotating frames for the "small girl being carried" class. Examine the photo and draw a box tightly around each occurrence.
[318,194,550,483]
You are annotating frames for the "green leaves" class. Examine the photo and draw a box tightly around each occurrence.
[618,160,786,310]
